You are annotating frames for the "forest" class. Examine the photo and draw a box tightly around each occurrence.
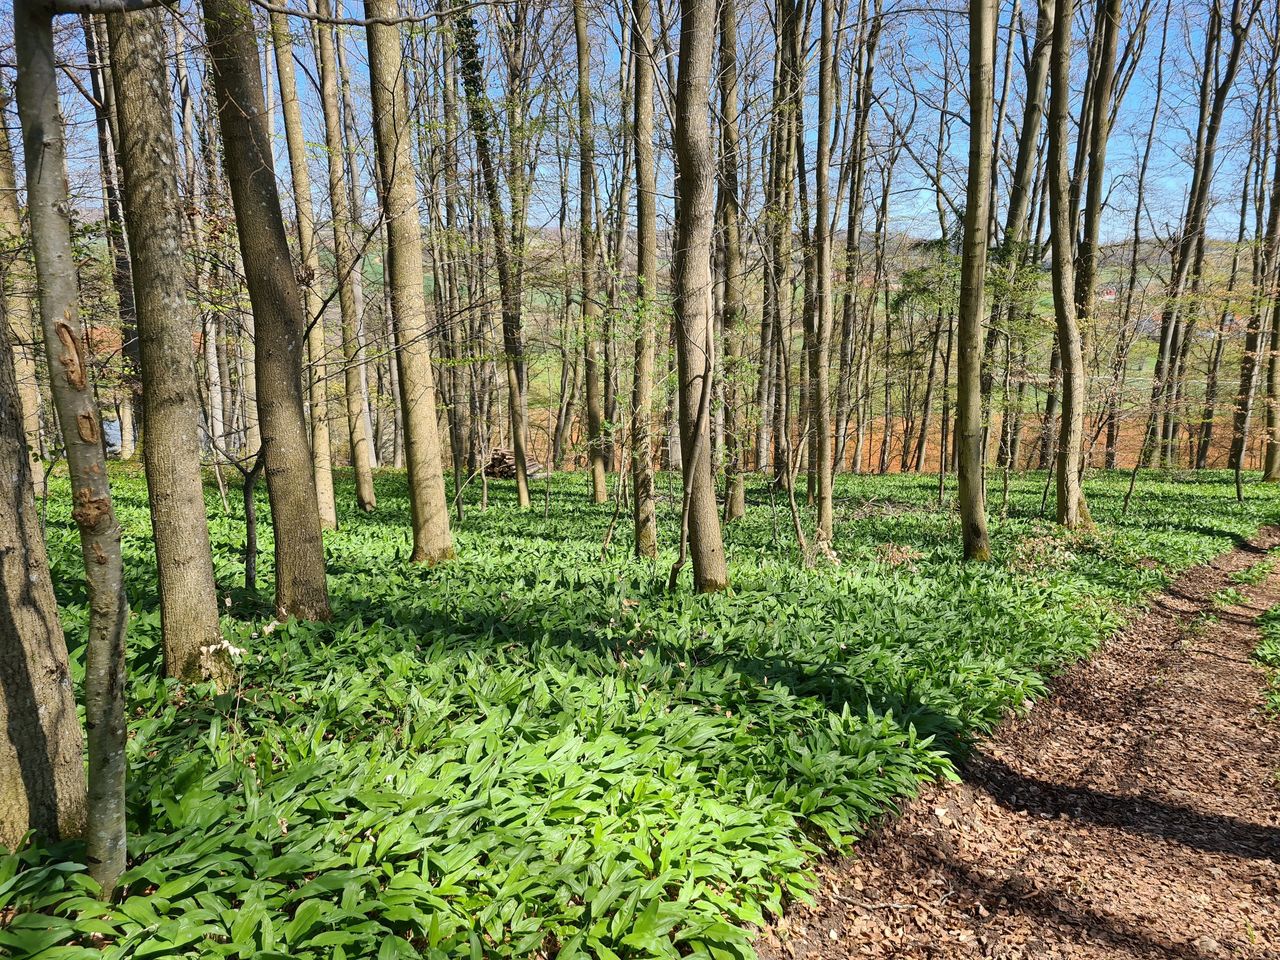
[2,0,1279,955]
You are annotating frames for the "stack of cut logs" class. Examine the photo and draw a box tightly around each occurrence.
[484,448,544,479]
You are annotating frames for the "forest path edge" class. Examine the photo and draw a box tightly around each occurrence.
[758,525,1280,959]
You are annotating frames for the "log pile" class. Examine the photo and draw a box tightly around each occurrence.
[484,448,544,479]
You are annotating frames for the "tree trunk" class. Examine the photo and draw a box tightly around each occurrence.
[832,0,882,474]
[812,0,835,543]
[672,0,728,591]
[106,5,229,686]
[0,86,43,491]
[334,30,379,473]
[365,0,456,562]
[957,0,994,561]
[0,308,85,853]
[1147,0,1258,467]
[15,0,128,892]
[454,12,531,508]
[631,0,659,557]
[316,0,376,512]
[202,0,331,621]
[82,15,140,458]
[1047,0,1089,528]
[717,0,746,521]
[573,0,609,504]
[1074,0,1122,331]
[270,10,338,530]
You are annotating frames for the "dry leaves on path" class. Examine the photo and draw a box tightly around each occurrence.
[760,529,1280,960]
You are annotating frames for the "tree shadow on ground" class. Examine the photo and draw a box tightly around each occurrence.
[967,755,1280,863]
[884,837,1226,960]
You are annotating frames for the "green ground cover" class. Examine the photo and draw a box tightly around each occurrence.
[4,467,1277,959]
[1256,602,1280,716]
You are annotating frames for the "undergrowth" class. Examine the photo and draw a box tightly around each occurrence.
[3,468,1276,959]
[1256,606,1280,715]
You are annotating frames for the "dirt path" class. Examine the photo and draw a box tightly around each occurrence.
[759,529,1280,960]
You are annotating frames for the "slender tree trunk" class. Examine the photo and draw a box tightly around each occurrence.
[717,0,746,521]
[364,0,455,562]
[631,0,659,556]
[671,0,728,591]
[1110,1,1169,470]
[202,0,331,620]
[0,87,42,491]
[454,11,531,507]
[573,0,608,503]
[1038,337,1059,469]
[812,0,835,543]
[1047,0,1089,528]
[107,6,230,685]
[15,0,128,892]
[434,22,471,494]
[1197,132,1255,468]
[83,15,139,460]
[1147,0,1258,466]
[270,11,338,530]
[957,0,995,560]
[1234,52,1280,472]
[315,0,376,511]
[833,1,882,474]
[1074,0,1122,330]
[913,309,944,471]
[333,30,379,472]
[982,0,1052,430]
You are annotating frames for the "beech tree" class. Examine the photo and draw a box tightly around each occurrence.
[15,0,128,892]
[0,86,42,492]
[455,9,534,509]
[630,0,659,556]
[670,0,728,592]
[0,312,84,854]
[316,0,377,513]
[574,0,608,504]
[201,0,332,620]
[106,4,229,686]
[270,11,339,531]
[956,0,995,560]
[364,0,456,563]
[1046,0,1089,528]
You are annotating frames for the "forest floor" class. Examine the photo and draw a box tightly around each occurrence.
[758,528,1280,959]
[13,469,1280,959]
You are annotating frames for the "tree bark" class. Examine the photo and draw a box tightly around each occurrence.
[671,0,728,591]
[14,0,128,891]
[574,0,608,504]
[717,0,746,521]
[316,0,376,512]
[832,0,882,474]
[454,10,532,508]
[202,0,332,620]
[0,86,43,491]
[270,10,338,530]
[956,0,995,560]
[631,0,659,557]
[82,15,139,459]
[812,0,835,543]
[364,0,456,562]
[1146,0,1258,467]
[1047,0,1089,528]
[0,309,85,853]
[106,4,229,686]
